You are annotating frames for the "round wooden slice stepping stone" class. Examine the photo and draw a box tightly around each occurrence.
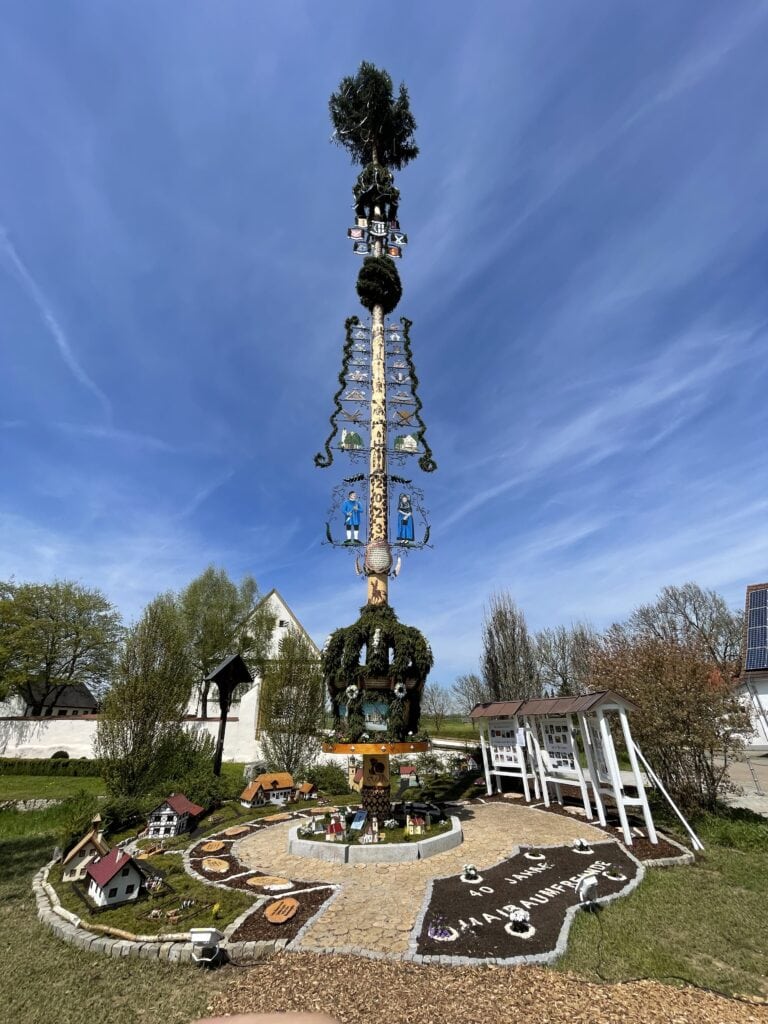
[200,840,225,854]
[245,875,291,889]
[202,857,230,874]
[264,897,299,925]
[309,806,336,816]
[262,812,291,823]
[222,826,250,837]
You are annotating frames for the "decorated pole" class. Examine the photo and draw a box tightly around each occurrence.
[315,64,436,820]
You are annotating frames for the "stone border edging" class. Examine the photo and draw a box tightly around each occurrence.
[33,858,284,964]
[287,815,463,864]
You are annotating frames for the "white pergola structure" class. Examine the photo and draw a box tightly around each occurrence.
[470,690,658,847]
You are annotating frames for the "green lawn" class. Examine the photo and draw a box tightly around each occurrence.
[0,775,106,801]
[50,853,253,936]
[421,715,478,740]
[1,834,222,1024]
[556,808,768,998]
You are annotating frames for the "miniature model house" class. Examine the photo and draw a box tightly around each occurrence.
[61,815,109,882]
[295,781,318,800]
[86,847,143,907]
[145,793,204,839]
[407,815,426,836]
[326,816,344,842]
[240,772,294,807]
[399,765,420,787]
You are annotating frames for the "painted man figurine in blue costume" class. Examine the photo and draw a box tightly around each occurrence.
[397,492,414,543]
[342,490,363,543]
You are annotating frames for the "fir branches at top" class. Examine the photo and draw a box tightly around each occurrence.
[329,62,419,170]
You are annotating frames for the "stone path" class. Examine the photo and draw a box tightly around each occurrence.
[236,800,607,956]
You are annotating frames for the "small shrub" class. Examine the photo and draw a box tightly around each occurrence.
[305,763,350,795]
[51,751,70,760]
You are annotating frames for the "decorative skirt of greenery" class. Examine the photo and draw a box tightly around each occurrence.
[356,255,402,314]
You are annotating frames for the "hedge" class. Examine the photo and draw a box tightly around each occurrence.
[0,757,102,777]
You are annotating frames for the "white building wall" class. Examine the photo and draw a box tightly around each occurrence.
[739,676,768,746]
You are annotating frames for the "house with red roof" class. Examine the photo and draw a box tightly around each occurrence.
[86,847,143,907]
[62,815,110,882]
[145,793,205,839]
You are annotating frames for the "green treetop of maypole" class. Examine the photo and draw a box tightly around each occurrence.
[329,62,419,170]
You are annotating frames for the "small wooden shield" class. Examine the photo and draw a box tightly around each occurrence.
[265,897,299,925]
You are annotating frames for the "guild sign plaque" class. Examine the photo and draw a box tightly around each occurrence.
[368,219,387,237]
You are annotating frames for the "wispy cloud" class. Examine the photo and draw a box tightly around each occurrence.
[0,226,112,420]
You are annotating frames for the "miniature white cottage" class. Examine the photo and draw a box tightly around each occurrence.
[145,793,204,839]
[86,847,143,907]
[240,772,294,807]
[61,815,109,882]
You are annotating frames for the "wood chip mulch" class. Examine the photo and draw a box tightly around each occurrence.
[229,888,334,943]
[417,842,638,960]
[191,855,245,881]
[210,952,768,1024]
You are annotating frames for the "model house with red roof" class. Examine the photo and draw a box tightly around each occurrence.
[86,847,143,907]
[145,793,205,839]
[399,765,420,787]
[61,815,110,882]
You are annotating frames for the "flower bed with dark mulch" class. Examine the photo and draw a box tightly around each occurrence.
[416,839,639,962]
[190,854,248,881]
[531,799,686,860]
[229,887,335,943]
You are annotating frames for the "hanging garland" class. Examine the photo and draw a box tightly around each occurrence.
[314,316,360,468]
[323,603,432,740]
[353,162,400,221]
[357,256,402,315]
[399,317,437,472]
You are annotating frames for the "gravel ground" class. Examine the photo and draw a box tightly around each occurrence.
[211,952,768,1024]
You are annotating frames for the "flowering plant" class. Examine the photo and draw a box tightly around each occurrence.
[345,684,360,701]
[509,909,530,925]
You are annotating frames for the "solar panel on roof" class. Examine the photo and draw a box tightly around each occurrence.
[745,587,768,671]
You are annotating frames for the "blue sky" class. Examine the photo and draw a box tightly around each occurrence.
[2,2,768,685]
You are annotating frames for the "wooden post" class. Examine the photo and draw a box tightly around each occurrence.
[479,722,493,796]
[578,711,607,826]
[619,708,657,844]
[366,224,390,606]
[597,709,632,845]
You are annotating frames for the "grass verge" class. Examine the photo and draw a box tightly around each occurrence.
[0,834,222,1024]
[555,807,768,998]
[0,774,105,801]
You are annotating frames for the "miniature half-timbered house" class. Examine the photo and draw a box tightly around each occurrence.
[86,847,143,907]
[240,772,294,808]
[61,815,109,882]
[145,793,205,839]
[399,765,420,787]
[325,816,345,842]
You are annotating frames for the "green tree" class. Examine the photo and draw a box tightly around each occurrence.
[0,579,122,709]
[481,592,541,702]
[94,593,193,797]
[329,62,418,170]
[259,629,324,776]
[179,566,274,719]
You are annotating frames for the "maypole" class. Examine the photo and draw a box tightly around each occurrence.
[315,63,437,819]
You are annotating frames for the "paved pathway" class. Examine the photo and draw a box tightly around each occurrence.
[236,800,607,956]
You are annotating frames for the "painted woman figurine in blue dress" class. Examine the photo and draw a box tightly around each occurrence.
[341,491,363,543]
[397,493,414,543]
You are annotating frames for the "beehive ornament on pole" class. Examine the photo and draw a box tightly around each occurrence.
[315,63,437,815]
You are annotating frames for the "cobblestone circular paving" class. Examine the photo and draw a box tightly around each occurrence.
[236,799,608,956]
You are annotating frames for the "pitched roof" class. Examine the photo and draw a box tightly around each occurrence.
[204,652,253,686]
[159,793,204,817]
[469,690,637,719]
[62,826,109,866]
[21,682,97,710]
[86,847,139,889]
[240,772,294,801]
[297,781,316,794]
[400,765,417,775]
